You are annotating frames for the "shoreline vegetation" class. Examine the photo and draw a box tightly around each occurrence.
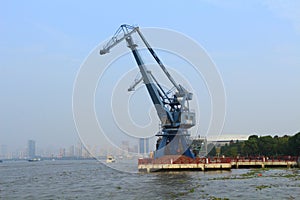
[209,132,300,157]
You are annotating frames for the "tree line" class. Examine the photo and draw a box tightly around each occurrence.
[208,132,300,157]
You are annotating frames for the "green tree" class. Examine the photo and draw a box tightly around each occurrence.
[274,135,289,155]
[287,132,300,156]
[229,146,238,157]
[258,135,274,156]
[243,135,259,156]
[218,132,299,157]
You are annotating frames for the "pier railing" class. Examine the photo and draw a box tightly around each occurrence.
[138,155,299,172]
[138,155,298,165]
[138,156,232,165]
[230,156,298,162]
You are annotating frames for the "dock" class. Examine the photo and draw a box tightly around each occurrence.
[138,156,299,172]
[230,156,298,168]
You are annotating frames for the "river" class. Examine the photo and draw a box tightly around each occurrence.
[0,159,299,199]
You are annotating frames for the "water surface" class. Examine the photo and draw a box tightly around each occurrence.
[0,160,299,199]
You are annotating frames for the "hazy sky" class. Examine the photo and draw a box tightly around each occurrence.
[1,0,300,151]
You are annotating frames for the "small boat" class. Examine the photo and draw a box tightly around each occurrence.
[0,160,2,163]
[106,155,116,163]
[28,158,41,162]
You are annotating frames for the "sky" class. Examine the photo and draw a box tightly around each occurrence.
[1,0,300,151]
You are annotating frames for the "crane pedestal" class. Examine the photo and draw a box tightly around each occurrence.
[155,129,195,159]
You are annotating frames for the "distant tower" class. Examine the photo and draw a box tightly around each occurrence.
[139,138,149,155]
[28,140,36,158]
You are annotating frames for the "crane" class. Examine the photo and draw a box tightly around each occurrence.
[100,24,196,159]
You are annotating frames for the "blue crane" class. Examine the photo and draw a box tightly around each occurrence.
[100,24,196,159]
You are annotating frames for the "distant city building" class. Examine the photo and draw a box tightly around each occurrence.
[206,135,249,143]
[139,138,149,155]
[68,145,75,157]
[0,144,8,159]
[82,145,91,158]
[59,148,66,158]
[121,141,130,153]
[76,141,83,157]
[205,135,249,147]
[28,140,36,158]
[133,145,138,154]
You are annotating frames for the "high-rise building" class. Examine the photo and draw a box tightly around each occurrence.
[139,138,149,155]
[68,145,75,157]
[0,144,8,159]
[59,148,66,158]
[76,141,83,157]
[28,140,36,158]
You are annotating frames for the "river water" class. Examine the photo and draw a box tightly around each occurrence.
[0,159,299,199]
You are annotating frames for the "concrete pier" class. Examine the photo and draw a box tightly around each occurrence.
[138,156,298,172]
[138,163,232,172]
[230,157,298,169]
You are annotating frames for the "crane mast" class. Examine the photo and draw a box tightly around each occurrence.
[100,24,196,159]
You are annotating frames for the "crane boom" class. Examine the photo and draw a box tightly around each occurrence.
[100,24,196,159]
[125,35,174,125]
[100,25,174,125]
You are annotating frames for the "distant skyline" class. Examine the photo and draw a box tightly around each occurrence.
[0,138,146,160]
[1,1,300,152]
